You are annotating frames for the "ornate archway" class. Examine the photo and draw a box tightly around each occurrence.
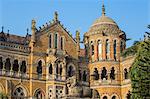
[34,89,45,99]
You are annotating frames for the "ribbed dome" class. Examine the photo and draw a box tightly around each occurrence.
[84,4,122,37]
[91,15,117,27]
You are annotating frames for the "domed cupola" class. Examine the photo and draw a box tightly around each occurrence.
[84,3,126,62]
[85,4,122,37]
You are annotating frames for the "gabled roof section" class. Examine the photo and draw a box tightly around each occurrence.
[36,11,77,44]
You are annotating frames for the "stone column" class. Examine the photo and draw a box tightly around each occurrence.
[94,41,98,61]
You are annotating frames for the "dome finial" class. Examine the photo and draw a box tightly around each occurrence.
[102,0,105,16]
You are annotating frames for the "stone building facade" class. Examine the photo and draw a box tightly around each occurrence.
[0,4,134,99]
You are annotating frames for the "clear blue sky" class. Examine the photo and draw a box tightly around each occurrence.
[0,0,149,47]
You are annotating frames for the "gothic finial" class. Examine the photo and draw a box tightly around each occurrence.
[102,0,105,16]
[27,28,29,35]
[32,19,36,29]
[54,11,58,21]
[1,26,4,33]
[7,30,9,34]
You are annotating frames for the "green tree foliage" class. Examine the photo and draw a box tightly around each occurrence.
[130,38,150,98]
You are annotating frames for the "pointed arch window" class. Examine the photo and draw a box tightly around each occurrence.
[113,40,117,60]
[13,60,19,72]
[83,70,87,82]
[101,67,107,80]
[120,41,123,53]
[124,68,128,79]
[79,70,82,81]
[60,37,64,50]
[54,33,58,49]
[59,64,62,75]
[20,61,26,73]
[49,34,52,48]
[68,65,74,77]
[49,64,53,74]
[93,68,99,80]
[37,60,42,75]
[0,57,3,70]
[5,58,11,71]
[106,39,110,59]
[110,67,115,80]
[98,40,102,60]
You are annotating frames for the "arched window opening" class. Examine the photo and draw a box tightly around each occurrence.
[103,96,108,99]
[34,89,44,99]
[68,66,74,77]
[37,60,42,75]
[79,70,82,81]
[20,61,26,73]
[5,58,11,71]
[101,67,107,80]
[49,64,53,74]
[120,41,123,53]
[93,68,99,80]
[49,34,52,48]
[0,57,3,70]
[114,40,117,60]
[112,96,116,99]
[91,44,94,56]
[13,87,25,98]
[59,64,62,75]
[98,40,102,60]
[56,64,59,75]
[106,39,110,60]
[110,67,115,80]
[54,33,58,49]
[83,70,87,82]
[13,60,19,72]
[60,37,64,50]
[124,68,128,79]
[126,91,131,99]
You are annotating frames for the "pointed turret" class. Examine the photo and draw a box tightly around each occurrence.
[102,2,106,16]
[31,19,36,43]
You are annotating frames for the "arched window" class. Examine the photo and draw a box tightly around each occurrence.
[113,40,117,60]
[110,67,115,80]
[83,70,87,82]
[13,87,25,98]
[13,60,19,72]
[5,58,11,71]
[0,57,3,70]
[90,41,94,56]
[124,68,128,79]
[60,37,64,50]
[103,96,108,99]
[54,33,58,49]
[49,64,53,74]
[101,67,107,80]
[56,64,59,75]
[106,39,110,60]
[112,96,116,99]
[68,66,74,77]
[34,89,45,99]
[98,40,102,60]
[37,60,42,75]
[120,41,123,53]
[20,61,26,73]
[59,64,62,75]
[49,34,52,48]
[93,68,99,80]
[79,70,82,81]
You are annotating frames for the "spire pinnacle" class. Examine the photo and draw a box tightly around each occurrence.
[102,0,105,16]
[1,26,4,33]
[54,11,58,21]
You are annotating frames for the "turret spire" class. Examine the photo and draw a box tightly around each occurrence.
[102,0,105,16]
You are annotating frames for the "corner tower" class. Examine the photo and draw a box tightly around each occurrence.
[84,3,126,99]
